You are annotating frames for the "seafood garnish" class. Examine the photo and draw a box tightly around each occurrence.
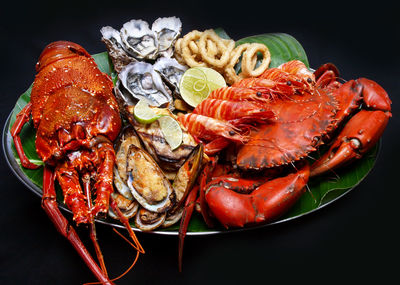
[117,61,173,108]
[154,57,188,97]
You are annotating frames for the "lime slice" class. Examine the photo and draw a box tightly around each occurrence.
[158,116,183,150]
[179,67,226,107]
[133,99,162,124]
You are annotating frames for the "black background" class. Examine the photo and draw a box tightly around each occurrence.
[1,1,399,284]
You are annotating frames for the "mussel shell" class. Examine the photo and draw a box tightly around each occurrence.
[135,207,166,231]
[126,144,174,213]
[108,193,139,220]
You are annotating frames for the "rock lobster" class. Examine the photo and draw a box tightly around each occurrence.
[178,60,391,229]
[11,41,143,284]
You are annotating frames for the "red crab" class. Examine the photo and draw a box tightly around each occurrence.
[178,60,391,229]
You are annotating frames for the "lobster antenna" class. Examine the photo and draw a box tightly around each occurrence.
[83,228,141,285]
[83,173,108,277]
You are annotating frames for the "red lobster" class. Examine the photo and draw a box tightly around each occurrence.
[11,41,143,284]
[178,60,391,229]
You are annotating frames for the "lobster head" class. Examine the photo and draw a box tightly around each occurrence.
[36,41,91,72]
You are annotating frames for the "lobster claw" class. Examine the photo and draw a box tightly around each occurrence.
[310,109,390,177]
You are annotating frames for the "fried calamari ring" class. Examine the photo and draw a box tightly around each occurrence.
[224,43,270,84]
[198,30,235,70]
[180,30,208,67]
[241,43,271,77]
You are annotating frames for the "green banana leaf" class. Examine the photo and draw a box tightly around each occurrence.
[8,33,378,233]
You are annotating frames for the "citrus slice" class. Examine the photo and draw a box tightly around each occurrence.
[133,99,162,124]
[158,116,183,150]
[179,67,226,107]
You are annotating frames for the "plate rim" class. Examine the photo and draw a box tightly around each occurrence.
[3,111,378,236]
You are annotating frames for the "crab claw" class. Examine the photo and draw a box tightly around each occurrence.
[311,110,390,177]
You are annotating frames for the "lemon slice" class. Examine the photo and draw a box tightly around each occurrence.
[158,116,183,150]
[179,67,226,107]
[133,99,162,124]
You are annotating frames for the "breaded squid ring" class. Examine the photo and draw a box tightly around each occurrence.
[180,30,208,67]
[224,43,271,84]
[224,44,250,84]
[241,43,271,77]
[198,30,235,69]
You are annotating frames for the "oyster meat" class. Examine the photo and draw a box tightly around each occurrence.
[154,57,187,97]
[120,19,159,60]
[101,16,182,64]
[117,61,173,108]
[152,17,182,58]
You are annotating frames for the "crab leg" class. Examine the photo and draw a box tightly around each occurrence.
[205,164,309,228]
[10,103,41,169]
[178,185,199,272]
[310,110,390,177]
[311,78,392,177]
[41,165,113,285]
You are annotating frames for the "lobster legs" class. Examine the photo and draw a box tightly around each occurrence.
[42,165,114,285]
[10,103,41,169]
[311,78,392,177]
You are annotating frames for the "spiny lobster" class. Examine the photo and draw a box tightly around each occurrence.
[11,41,143,284]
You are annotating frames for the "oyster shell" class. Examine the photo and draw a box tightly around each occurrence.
[120,19,158,60]
[132,110,197,172]
[154,57,187,97]
[100,26,136,73]
[101,17,182,63]
[118,61,173,108]
[152,17,182,58]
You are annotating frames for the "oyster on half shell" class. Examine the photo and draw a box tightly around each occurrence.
[117,61,173,108]
[120,19,159,60]
[152,16,182,58]
[154,57,187,97]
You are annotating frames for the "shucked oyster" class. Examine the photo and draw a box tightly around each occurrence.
[120,19,158,60]
[101,16,182,64]
[152,17,182,58]
[117,61,173,108]
[154,57,187,97]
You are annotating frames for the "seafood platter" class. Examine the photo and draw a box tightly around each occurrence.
[4,16,392,284]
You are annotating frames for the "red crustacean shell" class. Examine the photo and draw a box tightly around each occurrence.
[237,87,338,170]
[30,41,121,164]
